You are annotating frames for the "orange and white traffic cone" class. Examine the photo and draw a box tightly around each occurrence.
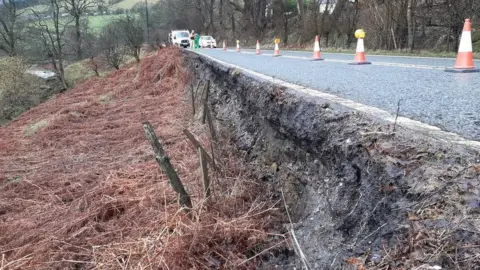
[349,37,371,65]
[312,35,324,61]
[256,40,261,55]
[446,19,479,73]
[273,42,281,57]
[236,40,240,52]
[223,41,226,51]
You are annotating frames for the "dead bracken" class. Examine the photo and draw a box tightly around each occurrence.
[0,48,284,269]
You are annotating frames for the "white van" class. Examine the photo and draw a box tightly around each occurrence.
[168,30,191,48]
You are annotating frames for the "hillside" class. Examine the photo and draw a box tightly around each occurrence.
[0,48,284,269]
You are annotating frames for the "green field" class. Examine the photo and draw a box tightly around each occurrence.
[21,0,143,32]
[23,4,50,15]
[88,15,124,31]
[112,0,160,10]
[26,14,125,33]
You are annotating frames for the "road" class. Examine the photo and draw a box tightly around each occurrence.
[194,48,480,141]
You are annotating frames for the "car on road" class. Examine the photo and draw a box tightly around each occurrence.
[200,36,217,48]
[169,30,191,48]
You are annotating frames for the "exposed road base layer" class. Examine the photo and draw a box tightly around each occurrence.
[185,50,480,269]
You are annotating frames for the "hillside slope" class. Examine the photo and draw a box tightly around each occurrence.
[0,48,283,269]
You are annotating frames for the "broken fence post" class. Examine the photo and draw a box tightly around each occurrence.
[143,121,192,209]
[199,148,211,198]
[205,103,217,142]
[183,128,218,171]
[205,104,218,171]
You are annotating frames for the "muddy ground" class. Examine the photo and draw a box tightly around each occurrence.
[184,51,480,270]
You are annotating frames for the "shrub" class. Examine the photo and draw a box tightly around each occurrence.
[64,61,96,87]
[0,57,61,121]
[0,57,39,120]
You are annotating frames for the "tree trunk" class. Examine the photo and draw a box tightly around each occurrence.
[319,0,329,41]
[145,0,150,44]
[407,0,415,51]
[312,0,320,35]
[8,31,15,56]
[230,11,235,37]
[219,0,224,28]
[75,15,82,60]
[346,0,359,48]
[9,12,16,56]
[209,0,215,34]
[258,0,267,39]
[296,0,305,43]
[0,0,18,56]
[283,12,289,45]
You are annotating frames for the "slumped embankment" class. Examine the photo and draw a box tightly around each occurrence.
[184,50,480,270]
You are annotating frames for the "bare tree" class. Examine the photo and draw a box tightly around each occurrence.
[99,24,123,70]
[443,0,479,51]
[32,0,71,90]
[145,0,480,52]
[83,31,100,76]
[116,15,144,63]
[0,0,23,56]
[228,0,268,41]
[62,0,95,60]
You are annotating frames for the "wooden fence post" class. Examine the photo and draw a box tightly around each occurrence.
[205,103,217,142]
[199,148,211,198]
[183,128,217,171]
[143,121,192,209]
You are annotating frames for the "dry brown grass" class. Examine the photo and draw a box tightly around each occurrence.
[0,48,284,269]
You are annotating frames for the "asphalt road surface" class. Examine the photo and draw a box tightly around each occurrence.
[194,48,480,141]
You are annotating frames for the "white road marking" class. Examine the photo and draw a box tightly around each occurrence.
[224,48,459,60]
[212,49,447,70]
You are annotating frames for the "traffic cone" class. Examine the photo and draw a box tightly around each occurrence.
[273,43,281,57]
[446,19,479,73]
[223,41,226,51]
[256,40,261,55]
[349,37,371,65]
[312,35,324,61]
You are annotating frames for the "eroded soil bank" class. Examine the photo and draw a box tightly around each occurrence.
[184,51,480,270]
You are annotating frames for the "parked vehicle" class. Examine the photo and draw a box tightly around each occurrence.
[200,36,217,48]
[168,30,191,48]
